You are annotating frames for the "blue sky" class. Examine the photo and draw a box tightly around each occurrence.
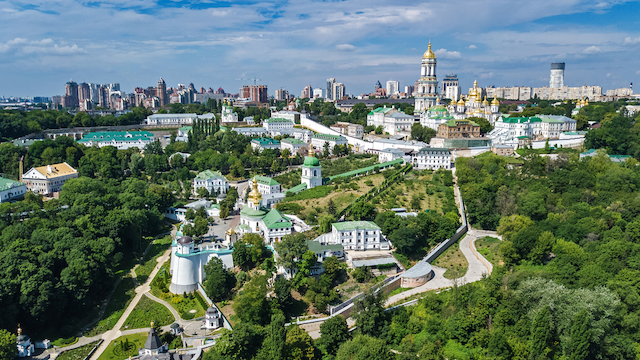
[0,0,639,98]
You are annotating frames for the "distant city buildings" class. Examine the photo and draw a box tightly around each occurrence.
[275,88,289,101]
[301,85,313,99]
[386,80,399,97]
[326,78,345,101]
[442,74,460,101]
[240,85,268,103]
[550,62,565,88]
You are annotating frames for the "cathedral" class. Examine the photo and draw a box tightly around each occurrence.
[420,80,501,130]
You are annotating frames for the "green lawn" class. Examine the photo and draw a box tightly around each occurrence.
[56,341,100,360]
[163,292,206,320]
[432,236,468,280]
[85,277,136,337]
[52,337,78,347]
[97,333,147,360]
[121,295,174,330]
[475,236,502,266]
[135,236,172,283]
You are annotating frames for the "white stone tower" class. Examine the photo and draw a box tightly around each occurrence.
[414,42,438,113]
[550,62,565,88]
[301,147,322,189]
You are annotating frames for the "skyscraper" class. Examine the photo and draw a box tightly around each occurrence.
[414,42,438,112]
[386,81,399,96]
[326,78,336,101]
[78,82,90,103]
[301,85,313,99]
[550,63,565,88]
[442,74,460,101]
[64,81,79,108]
[157,78,167,107]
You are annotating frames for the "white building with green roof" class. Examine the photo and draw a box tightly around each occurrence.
[251,175,282,194]
[0,177,27,203]
[489,116,565,144]
[251,138,281,152]
[193,170,229,195]
[281,138,306,152]
[367,105,417,135]
[264,117,294,131]
[325,221,389,251]
[311,134,347,154]
[77,131,154,149]
[221,102,238,123]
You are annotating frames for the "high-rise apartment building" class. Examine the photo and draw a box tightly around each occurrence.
[240,85,268,103]
[326,78,336,101]
[78,82,90,103]
[157,78,167,107]
[550,63,565,88]
[275,89,289,101]
[405,85,415,96]
[64,81,79,108]
[386,81,399,96]
[332,82,345,100]
[301,85,313,99]
[441,74,459,101]
[313,88,323,99]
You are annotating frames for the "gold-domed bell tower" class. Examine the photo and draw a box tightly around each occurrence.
[247,177,262,210]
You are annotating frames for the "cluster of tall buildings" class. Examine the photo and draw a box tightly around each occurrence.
[326,78,346,101]
[52,81,121,110]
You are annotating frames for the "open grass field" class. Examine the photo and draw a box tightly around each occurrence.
[96,333,147,360]
[475,236,503,266]
[374,170,453,213]
[85,277,136,337]
[121,295,174,330]
[278,173,385,221]
[431,236,469,280]
[57,341,101,360]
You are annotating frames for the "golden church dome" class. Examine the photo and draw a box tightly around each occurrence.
[248,177,262,204]
[422,42,436,59]
[491,97,499,106]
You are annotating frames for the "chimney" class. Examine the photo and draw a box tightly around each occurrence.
[47,165,52,173]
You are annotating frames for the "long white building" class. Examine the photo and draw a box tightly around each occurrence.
[317,221,390,251]
[411,148,452,170]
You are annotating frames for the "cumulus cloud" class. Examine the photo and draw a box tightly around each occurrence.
[583,45,601,54]
[468,45,477,49]
[434,48,461,59]
[624,36,640,44]
[607,73,611,77]
[335,43,356,51]
[211,9,230,17]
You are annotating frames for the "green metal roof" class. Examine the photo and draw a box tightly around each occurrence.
[332,221,380,231]
[306,240,343,253]
[240,207,267,217]
[328,159,403,180]
[195,169,226,180]
[312,134,343,141]
[262,209,292,229]
[206,204,221,210]
[282,138,305,145]
[303,154,320,167]
[179,126,192,132]
[78,131,153,143]
[252,175,280,186]
[503,117,541,124]
[252,138,280,145]
[266,117,293,123]
[0,177,24,191]
[443,119,479,127]
[288,183,308,193]
[368,107,395,115]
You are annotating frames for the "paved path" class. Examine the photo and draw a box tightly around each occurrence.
[385,230,496,306]
[89,247,172,360]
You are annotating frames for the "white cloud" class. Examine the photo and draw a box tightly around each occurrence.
[583,45,601,54]
[0,38,84,55]
[607,73,611,77]
[434,48,461,59]
[468,45,477,49]
[624,36,640,45]
[335,44,356,51]
[211,9,230,17]
[636,70,640,75]
[480,72,494,79]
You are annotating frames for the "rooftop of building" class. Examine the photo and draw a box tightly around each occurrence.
[28,162,77,179]
[266,117,294,123]
[312,134,345,141]
[240,206,268,217]
[281,138,306,145]
[442,119,480,127]
[332,221,381,231]
[0,177,24,191]
[78,131,154,143]
[195,169,226,180]
[262,208,292,229]
[148,113,197,118]
[252,175,280,186]
[251,138,280,145]
[288,183,308,193]
[307,240,344,253]
[418,147,451,153]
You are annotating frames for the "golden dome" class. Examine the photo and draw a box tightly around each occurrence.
[482,97,489,106]
[491,97,499,106]
[422,42,436,59]
[248,177,262,204]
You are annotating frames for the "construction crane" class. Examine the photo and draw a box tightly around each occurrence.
[235,77,262,85]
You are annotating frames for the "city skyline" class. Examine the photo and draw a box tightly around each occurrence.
[0,0,639,97]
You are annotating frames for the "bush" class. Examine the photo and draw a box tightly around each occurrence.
[171,296,183,304]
